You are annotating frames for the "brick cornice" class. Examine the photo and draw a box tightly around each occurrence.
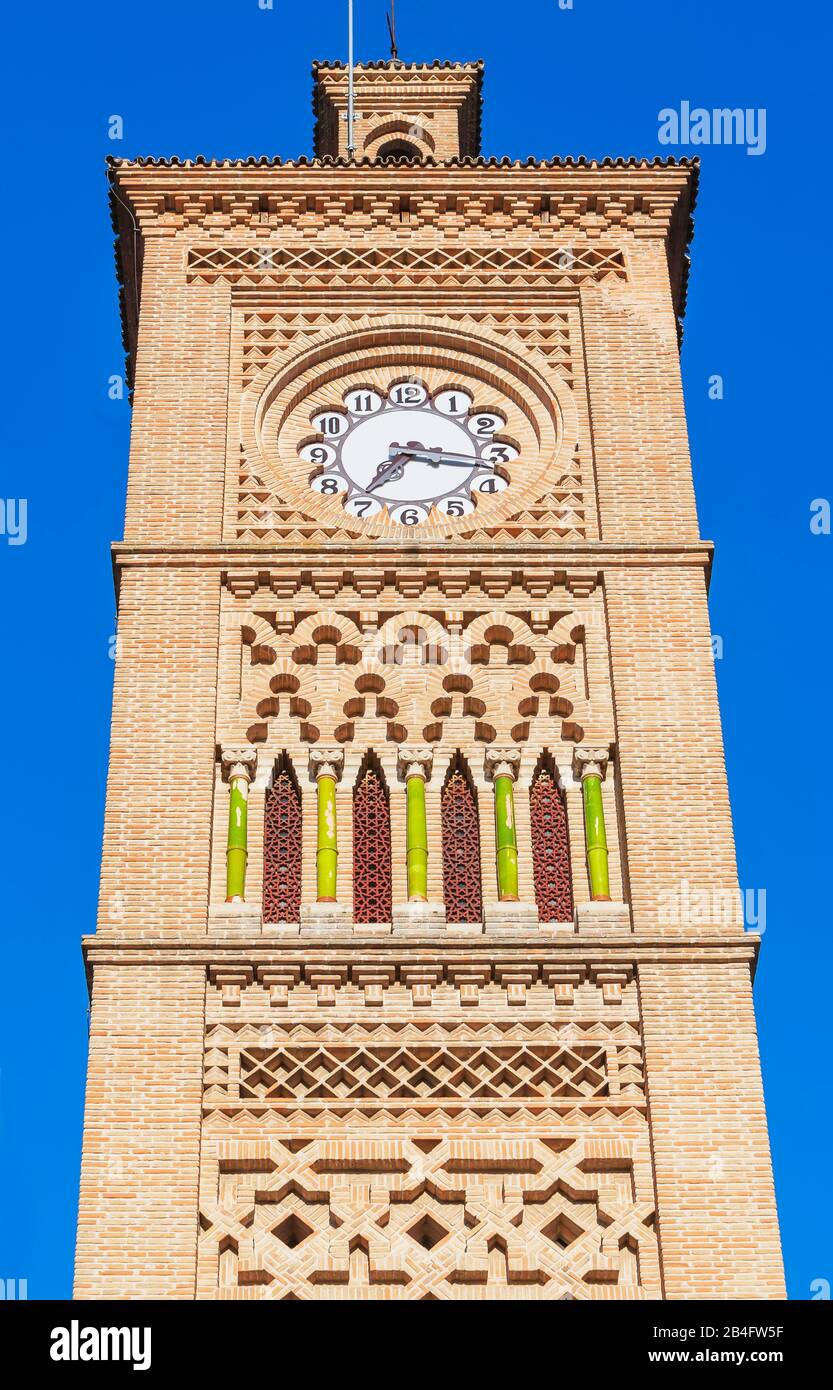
[111,540,714,567]
[110,539,714,599]
[83,933,759,968]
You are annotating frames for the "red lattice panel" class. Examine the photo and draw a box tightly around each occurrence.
[353,767,393,923]
[262,769,302,923]
[441,767,483,924]
[530,768,574,922]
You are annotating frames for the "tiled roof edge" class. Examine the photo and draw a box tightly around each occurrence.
[106,153,700,171]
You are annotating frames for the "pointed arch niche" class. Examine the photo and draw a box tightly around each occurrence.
[262,753,303,924]
[440,753,483,925]
[353,751,393,924]
[529,752,574,923]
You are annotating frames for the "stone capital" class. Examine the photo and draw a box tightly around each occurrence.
[485,748,522,783]
[309,747,345,783]
[220,745,258,784]
[397,746,434,782]
[572,746,610,783]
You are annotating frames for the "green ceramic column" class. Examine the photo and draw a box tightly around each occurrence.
[488,751,521,902]
[222,747,256,903]
[575,749,611,901]
[494,773,519,900]
[311,751,343,902]
[404,756,430,901]
[316,773,338,901]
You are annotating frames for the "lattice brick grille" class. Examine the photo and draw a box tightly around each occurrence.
[530,768,574,922]
[234,1038,643,1102]
[441,765,483,924]
[262,767,302,924]
[353,764,393,923]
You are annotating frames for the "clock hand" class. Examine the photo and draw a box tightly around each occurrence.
[404,448,493,469]
[367,451,412,492]
[367,447,497,494]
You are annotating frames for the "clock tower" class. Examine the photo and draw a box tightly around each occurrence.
[75,57,785,1300]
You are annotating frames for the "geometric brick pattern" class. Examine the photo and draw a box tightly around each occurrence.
[187,242,628,289]
[196,1133,658,1299]
[205,1025,645,1105]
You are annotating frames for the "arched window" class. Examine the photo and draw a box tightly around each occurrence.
[530,757,573,922]
[441,754,483,924]
[262,754,302,923]
[376,139,421,160]
[353,753,393,923]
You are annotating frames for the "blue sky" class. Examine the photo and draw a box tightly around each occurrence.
[0,0,829,1299]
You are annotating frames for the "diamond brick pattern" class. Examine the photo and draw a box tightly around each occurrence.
[187,242,628,288]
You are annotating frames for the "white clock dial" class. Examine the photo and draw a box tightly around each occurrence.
[390,502,429,526]
[481,441,519,465]
[303,380,517,526]
[344,387,383,415]
[344,494,383,519]
[340,409,476,502]
[434,388,473,417]
[467,412,504,438]
[312,410,349,438]
[311,472,348,495]
[388,381,428,407]
[473,473,508,495]
[436,494,475,517]
[300,442,337,468]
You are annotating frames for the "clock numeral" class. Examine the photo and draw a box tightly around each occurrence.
[481,442,518,464]
[389,382,427,407]
[344,389,383,416]
[300,442,337,468]
[391,502,428,527]
[434,388,473,417]
[437,495,475,517]
[345,494,383,519]
[468,412,504,438]
[475,474,508,495]
[312,411,348,437]
[312,473,348,496]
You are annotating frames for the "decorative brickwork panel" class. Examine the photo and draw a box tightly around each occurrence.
[262,759,302,923]
[353,758,393,923]
[530,766,574,923]
[187,242,628,289]
[204,1022,645,1106]
[198,1133,658,1299]
[441,759,483,924]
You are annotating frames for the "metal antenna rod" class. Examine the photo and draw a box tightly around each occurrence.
[347,0,356,158]
[387,0,398,61]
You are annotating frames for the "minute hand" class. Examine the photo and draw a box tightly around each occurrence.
[401,448,492,469]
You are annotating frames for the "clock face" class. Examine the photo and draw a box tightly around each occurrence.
[299,378,519,527]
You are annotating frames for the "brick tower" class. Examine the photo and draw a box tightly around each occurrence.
[75,57,785,1300]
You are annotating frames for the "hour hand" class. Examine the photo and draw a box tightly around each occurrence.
[367,451,410,492]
